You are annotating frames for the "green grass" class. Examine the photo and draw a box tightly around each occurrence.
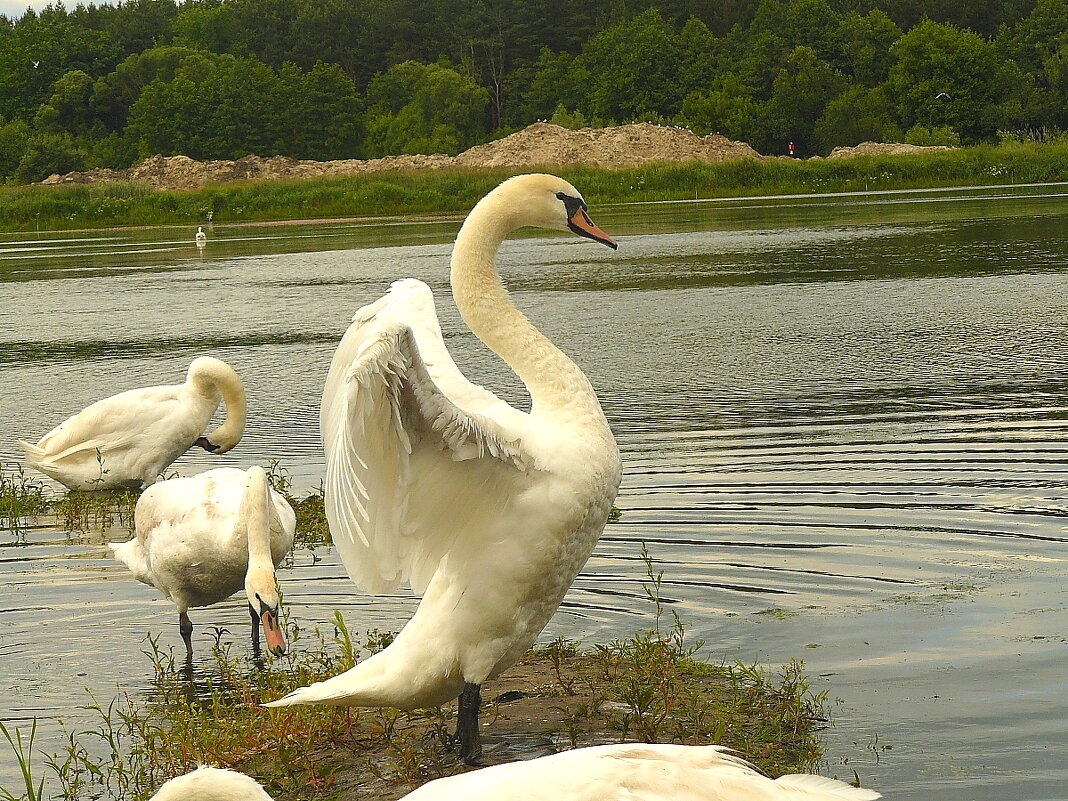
[2,140,1066,232]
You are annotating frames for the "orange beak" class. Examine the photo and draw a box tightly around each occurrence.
[261,609,287,655]
[568,207,617,249]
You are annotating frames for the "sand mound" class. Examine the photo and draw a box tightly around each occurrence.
[40,123,761,191]
[827,141,954,159]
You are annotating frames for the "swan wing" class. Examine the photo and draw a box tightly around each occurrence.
[322,279,532,595]
[26,386,186,459]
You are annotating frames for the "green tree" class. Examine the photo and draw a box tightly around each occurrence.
[16,131,86,182]
[0,118,32,178]
[0,8,120,120]
[758,45,848,154]
[172,3,247,54]
[364,60,488,156]
[813,85,902,152]
[680,73,759,141]
[92,46,203,132]
[34,68,95,133]
[887,19,1001,141]
[573,9,688,123]
[834,9,902,86]
[273,60,363,158]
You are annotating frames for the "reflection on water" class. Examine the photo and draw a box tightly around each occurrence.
[2,184,1068,800]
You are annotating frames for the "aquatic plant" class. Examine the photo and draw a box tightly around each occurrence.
[0,463,49,540]
[0,720,45,801]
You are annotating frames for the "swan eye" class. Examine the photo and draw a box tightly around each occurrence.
[555,191,587,215]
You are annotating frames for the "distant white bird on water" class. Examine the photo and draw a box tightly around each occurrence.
[19,356,246,490]
[264,174,621,763]
[147,745,881,800]
[111,466,295,659]
[195,225,207,246]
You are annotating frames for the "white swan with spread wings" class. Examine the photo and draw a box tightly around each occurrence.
[266,174,621,762]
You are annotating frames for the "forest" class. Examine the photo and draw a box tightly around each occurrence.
[0,0,1066,183]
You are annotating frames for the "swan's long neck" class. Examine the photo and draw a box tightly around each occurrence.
[188,358,247,451]
[450,199,602,420]
[241,467,274,574]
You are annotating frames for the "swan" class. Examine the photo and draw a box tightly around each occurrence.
[148,745,881,800]
[196,225,207,246]
[110,465,295,658]
[19,356,246,490]
[264,174,621,763]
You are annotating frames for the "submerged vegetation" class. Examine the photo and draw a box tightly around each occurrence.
[1,139,1067,232]
[0,544,830,801]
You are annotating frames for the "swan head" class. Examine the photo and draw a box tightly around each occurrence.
[242,466,287,656]
[149,766,274,801]
[247,580,286,656]
[488,173,617,249]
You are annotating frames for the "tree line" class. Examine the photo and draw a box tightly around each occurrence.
[1,0,1066,183]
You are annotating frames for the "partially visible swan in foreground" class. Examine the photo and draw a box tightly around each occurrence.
[265,174,621,762]
[196,225,207,246]
[148,745,881,800]
[19,356,246,490]
[110,465,295,659]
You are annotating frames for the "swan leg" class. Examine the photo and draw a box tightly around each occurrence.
[455,682,483,765]
[179,611,193,655]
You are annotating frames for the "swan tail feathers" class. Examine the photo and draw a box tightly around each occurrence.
[108,538,151,584]
[772,774,881,800]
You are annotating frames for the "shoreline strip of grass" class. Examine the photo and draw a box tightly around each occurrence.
[1,140,1065,233]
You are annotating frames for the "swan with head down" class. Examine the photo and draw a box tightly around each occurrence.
[148,745,881,800]
[19,356,246,490]
[110,465,295,660]
[265,174,621,762]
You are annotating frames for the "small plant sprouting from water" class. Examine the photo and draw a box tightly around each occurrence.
[0,463,49,540]
[0,720,45,801]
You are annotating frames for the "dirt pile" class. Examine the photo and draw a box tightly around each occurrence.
[826,141,954,158]
[39,125,954,190]
[451,122,762,168]
[39,122,762,191]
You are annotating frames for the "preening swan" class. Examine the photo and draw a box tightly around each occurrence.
[149,745,881,800]
[110,466,295,659]
[195,225,207,246]
[265,174,621,762]
[19,356,246,490]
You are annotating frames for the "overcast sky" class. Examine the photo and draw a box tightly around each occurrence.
[1,0,121,18]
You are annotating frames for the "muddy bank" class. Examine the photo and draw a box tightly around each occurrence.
[40,123,762,191]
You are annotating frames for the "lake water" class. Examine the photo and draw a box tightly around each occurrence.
[2,183,1068,799]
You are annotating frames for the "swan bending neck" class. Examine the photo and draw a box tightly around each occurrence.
[187,358,246,451]
[449,205,599,418]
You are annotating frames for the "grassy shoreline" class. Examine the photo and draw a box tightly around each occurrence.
[2,140,1066,233]
[0,606,832,801]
